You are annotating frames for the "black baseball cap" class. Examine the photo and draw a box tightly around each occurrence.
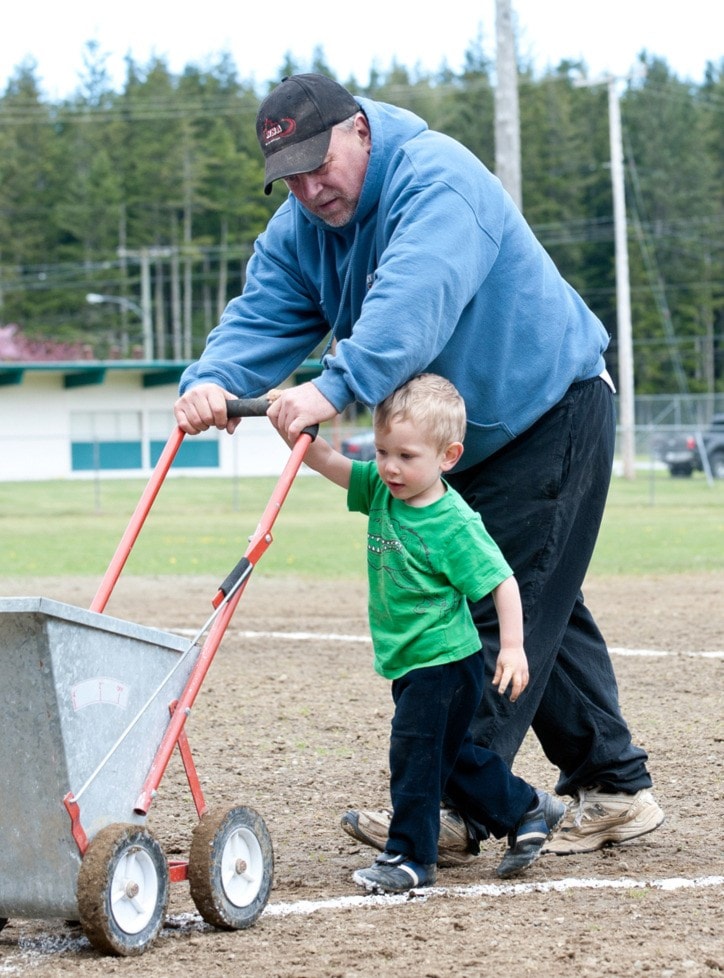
[256,74,360,195]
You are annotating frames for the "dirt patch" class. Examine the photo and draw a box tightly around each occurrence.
[0,572,722,977]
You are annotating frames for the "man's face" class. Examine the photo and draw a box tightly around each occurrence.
[284,114,371,227]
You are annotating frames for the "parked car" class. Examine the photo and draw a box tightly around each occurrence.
[341,429,376,461]
[662,413,724,478]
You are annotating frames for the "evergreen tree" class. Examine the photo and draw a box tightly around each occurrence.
[520,66,615,325]
[0,63,65,329]
[624,57,720,392]
[0,46,720,391]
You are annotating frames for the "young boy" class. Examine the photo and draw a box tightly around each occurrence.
[275,374,564,893]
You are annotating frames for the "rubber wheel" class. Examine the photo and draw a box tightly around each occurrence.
[77,824,169,956]
[189,806,273,929]
[0,918,6,933]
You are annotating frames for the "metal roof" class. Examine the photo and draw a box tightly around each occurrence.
[0,360,191,389]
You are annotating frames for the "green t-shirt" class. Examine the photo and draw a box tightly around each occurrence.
[348,461,513,680]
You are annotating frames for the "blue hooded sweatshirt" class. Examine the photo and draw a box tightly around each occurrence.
[179,96,610,468]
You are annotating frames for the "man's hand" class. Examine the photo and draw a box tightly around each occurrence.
[174,383,240,435]
[266,382,337,441]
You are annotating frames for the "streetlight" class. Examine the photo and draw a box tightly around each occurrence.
[85,293,153,360]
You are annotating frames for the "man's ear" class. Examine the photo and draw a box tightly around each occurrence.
[440,441,464,472]
[354,112,372,150]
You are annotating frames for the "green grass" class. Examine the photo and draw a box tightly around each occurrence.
[0,474,367,579]
[0,470,721,579]
[592,471,724,575]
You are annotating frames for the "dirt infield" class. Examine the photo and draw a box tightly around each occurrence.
[0,572,722,977]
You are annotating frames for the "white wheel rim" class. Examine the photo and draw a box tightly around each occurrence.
[220,826,264,908]
[109,845,160,934]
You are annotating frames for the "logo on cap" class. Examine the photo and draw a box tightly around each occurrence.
[261,116,296,149]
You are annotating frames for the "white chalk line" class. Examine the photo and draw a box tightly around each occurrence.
[1,876,721,972]
[171,627,724,659]
[264,873,724,916]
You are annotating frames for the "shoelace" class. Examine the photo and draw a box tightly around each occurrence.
[570,788,602,827]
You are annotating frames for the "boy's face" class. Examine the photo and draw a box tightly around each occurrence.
[373,418,460,507]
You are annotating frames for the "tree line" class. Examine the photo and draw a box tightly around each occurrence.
[0,41,722,395]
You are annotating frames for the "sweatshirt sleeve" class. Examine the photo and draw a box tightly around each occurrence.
[179,206,330,396]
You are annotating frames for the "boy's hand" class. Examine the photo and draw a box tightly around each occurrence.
[492,646,529,702]
[267,391,353,491]
[266,382,336,441]
[265,390,295,447]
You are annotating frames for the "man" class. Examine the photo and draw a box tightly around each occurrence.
[174,73,664,861]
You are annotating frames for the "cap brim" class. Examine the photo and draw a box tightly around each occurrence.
[263,129,332,195]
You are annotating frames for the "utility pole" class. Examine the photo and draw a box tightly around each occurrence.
[576,73,637,480]
[607,76,636,480]
[117,246,174,360]
[494,0,522,209]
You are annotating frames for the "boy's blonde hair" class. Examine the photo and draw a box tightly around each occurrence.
[373,374,466,451]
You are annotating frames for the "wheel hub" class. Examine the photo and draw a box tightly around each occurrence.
[124,880,140,899]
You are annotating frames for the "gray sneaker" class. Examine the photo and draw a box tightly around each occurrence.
[341,808,479,867]
[353,851,437,894]
[496,790,566,879]
[542,788,665,855]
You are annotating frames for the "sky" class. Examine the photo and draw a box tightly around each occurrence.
[1,0,722,100]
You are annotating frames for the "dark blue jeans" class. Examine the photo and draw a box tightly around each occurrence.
[448,377,652,796]
[387,651,536,866]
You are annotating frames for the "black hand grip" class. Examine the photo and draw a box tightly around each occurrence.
[225,397,318,441]
[225,397,270,418]
[216,556,253,604]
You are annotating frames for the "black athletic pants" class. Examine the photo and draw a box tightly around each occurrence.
[387,651,536,865]
[448,377,652,796]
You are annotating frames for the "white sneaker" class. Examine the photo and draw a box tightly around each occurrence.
[542,787,665,855]
[341,807,479,867]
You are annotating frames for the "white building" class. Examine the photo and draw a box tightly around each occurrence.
[0,361,295,481]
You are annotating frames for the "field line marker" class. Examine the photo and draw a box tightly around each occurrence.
[263,873,724,916]
[1,876,720,973]
[171,627,723,658]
